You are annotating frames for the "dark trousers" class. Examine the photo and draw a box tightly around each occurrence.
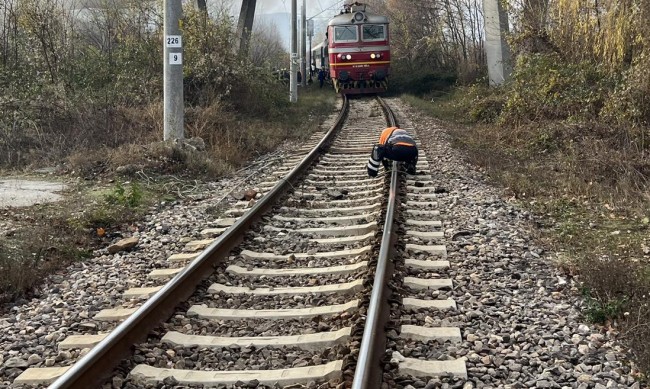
[383,144,418,174]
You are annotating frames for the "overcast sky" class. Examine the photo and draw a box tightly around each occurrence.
[227,0,345,19]
[220,0,345,48]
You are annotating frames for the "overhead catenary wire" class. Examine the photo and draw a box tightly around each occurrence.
[307,0,345,19]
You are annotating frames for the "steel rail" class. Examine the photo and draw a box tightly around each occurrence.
[352,96,399,389]
[48,96,350,389]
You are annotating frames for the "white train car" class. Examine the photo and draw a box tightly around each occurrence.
[311,41,329,71]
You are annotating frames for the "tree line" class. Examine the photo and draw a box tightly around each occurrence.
[0,0,288,167]
[2,0,649,168]
[367,0,649,127]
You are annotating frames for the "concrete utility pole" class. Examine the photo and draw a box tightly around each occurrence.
[290,0,298,102]
[483,0,512,86]
[164,0,184,141]
[193,0,206,11]
[300,0,307,87]
[307,19,314,78]
[237,0,257,56]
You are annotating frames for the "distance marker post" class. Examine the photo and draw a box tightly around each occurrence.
[164,1,184,141]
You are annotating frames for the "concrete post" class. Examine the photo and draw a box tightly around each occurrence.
[308,34,312,79]
[193,0,206,11]
[290,0,298,102]
[301,0,307,87]
[483,0,512,86]
[307,19,314,79]
[164,0,184,141]
[236,0,257,56]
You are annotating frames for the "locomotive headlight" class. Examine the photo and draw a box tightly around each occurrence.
[370,53,376,59]
[346,54,352,60]
[375,53,381,58]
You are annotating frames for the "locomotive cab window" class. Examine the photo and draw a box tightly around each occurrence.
[334,26,359,43]
[362,24,386,41]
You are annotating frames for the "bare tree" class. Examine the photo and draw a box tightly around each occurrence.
[249,20,286,68]
[0,0,18,66]
[366,0,485,81]
[519,0,552,53]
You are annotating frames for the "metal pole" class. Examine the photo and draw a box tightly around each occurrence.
[301,0,307,87]
[164,0,184,141]
[290,0,298,102]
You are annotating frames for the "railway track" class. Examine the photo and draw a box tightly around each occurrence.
[14,96,467,388]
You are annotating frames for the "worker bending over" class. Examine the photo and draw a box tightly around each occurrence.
[367,127,418,177]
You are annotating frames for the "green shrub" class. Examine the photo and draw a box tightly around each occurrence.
[469,94,506,123]
[405,83,506,124]
[582,289,628,324]
[182,9,288,119]
[501,53,613,123]
[104,182,143,208]
[389,68,457,96]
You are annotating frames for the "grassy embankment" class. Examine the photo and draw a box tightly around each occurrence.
[401,55,650,376]
[0,86,337,307]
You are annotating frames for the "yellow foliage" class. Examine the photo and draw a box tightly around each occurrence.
[548,0,648,71]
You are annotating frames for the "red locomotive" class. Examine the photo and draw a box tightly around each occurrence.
[325,2,390,94]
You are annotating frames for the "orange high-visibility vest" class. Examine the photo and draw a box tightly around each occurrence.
[378,127,415,147]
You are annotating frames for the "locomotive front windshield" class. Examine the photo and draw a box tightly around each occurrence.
[334,26,358,42]
[362,24,386,41]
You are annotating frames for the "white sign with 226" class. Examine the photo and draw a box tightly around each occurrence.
[166,35,182,48]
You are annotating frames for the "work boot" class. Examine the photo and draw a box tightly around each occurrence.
[405,160,416,175]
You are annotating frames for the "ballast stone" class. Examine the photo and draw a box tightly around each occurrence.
[107,236,139,254]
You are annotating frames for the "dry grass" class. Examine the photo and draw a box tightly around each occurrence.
[0,181,155,305]
[0,206,95,304]
[64,87,335,179]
